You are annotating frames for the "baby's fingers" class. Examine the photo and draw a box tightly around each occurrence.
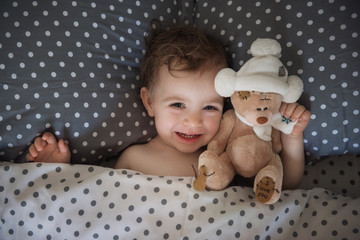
[58,139,69,153]
[42,132,57,144]
[279,102,298,119]
[297,108,311,124]
[291,105,308,121]
[34,136,47,151]
[291,109,311,136]
[27,144,39,161]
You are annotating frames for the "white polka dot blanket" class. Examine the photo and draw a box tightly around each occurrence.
[1,158,359,240]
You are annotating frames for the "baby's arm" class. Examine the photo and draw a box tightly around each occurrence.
[279,102,311,189]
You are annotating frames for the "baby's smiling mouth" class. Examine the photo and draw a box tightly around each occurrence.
[176,132,201,139]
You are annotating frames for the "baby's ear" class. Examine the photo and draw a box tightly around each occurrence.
[140,87,155,117]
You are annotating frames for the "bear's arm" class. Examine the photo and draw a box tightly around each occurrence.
[207,110,236,154]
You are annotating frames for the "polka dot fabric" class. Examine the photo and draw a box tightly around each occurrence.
[0,0,359,165]
[0,161,359,239]
[193,0,360,163]
[0,0,194,164]
[1,1,359,239]
[300,155,360,198]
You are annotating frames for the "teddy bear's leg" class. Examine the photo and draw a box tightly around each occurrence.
[198,150,236,190]
[254,153,283,204]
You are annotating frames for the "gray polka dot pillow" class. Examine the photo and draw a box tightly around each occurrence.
[193,0,360,163]
[0,0,193,164]
[1,0,359,165]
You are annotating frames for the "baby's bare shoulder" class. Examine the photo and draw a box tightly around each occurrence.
[115,143,149,169]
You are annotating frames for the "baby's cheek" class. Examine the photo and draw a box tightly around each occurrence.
[154,116,172,136]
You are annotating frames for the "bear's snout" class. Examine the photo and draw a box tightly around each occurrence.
[257,117,268,124]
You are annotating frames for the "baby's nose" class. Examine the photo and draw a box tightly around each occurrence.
[184,111,203,127]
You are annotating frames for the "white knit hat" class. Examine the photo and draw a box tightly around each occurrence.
[215,38,303,103]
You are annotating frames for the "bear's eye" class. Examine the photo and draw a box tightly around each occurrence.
[237,91,250,100]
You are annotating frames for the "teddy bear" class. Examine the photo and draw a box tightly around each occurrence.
[193,38,303,204]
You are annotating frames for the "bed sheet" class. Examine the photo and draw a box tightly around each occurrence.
[1,162,359,240]
[300,155,360,199]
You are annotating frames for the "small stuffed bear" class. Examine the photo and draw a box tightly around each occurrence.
[194,38,303,204]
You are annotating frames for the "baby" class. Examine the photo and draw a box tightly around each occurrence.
[27,24,310,188]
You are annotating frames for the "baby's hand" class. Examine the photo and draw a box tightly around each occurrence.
[279,102,311,138]
[26,132,71,163]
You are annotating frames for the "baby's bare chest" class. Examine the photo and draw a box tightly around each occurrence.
[143,149,200,177]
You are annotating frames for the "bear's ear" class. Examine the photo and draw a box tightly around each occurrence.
[237,91,251,100]
[282,75,304,103]
[214,68,237,97]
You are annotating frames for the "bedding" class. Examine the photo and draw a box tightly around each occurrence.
[1,0,360,239]
[0,0,359,164]
[193,0,360,162]
[0,0,193,164]
[1,156,359,240]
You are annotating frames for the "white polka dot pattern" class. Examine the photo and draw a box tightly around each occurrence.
[0,0,193,164]
[0,0,359,165]
[194,0,360,163]
[0,161,359,239]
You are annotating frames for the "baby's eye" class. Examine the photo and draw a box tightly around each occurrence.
[203,105,218,111]
[171,102,185,108]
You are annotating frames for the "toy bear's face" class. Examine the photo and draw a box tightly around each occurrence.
[231,91,282,126]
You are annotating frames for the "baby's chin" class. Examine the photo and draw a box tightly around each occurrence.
[173,143,204,154]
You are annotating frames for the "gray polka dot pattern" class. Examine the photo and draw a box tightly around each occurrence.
[0,0,193,164]
[0,160,359,239]
[0,0,359,164]
[193,0,360,162]
[300,155,360,198]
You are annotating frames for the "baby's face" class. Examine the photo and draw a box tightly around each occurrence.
[148,65,224,153]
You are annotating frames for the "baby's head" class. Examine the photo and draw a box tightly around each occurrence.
[140,24,230,153]
[141,24,230,92]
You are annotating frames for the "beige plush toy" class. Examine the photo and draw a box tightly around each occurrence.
[194,38,303,204]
